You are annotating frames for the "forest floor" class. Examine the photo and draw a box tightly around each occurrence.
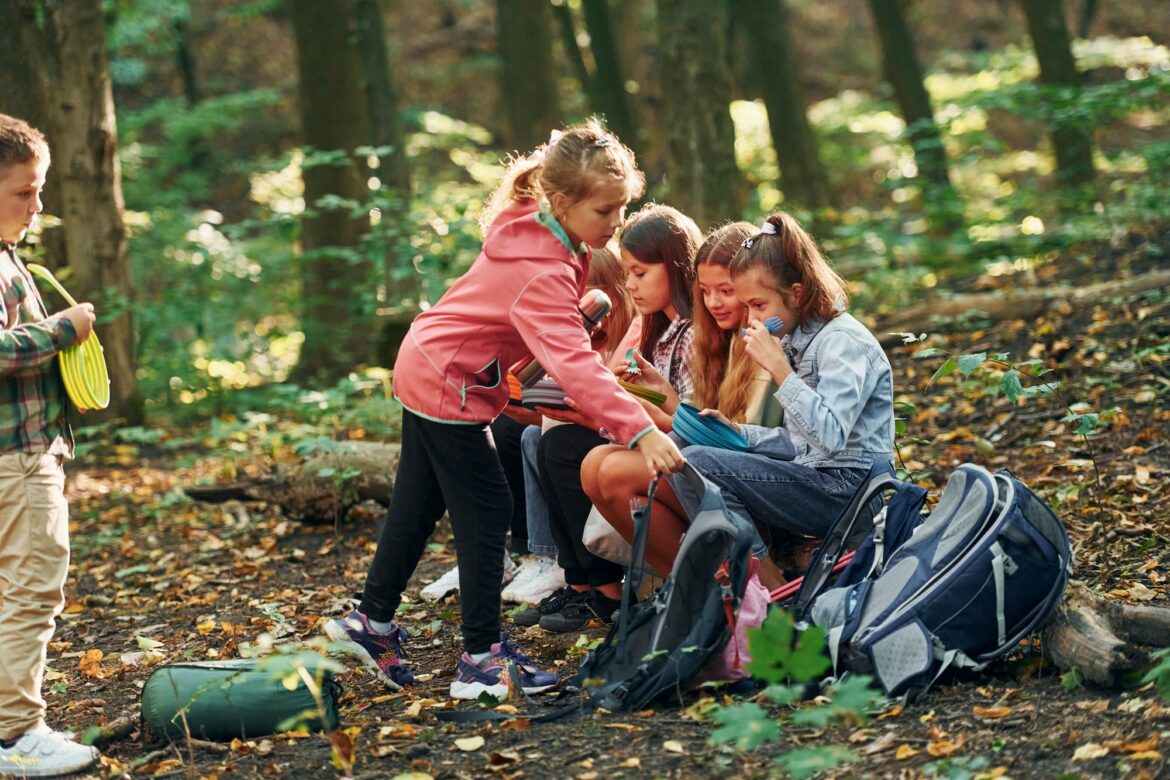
[51,224,1170,779]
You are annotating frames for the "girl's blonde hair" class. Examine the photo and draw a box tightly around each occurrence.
[690,222,756,421]
[479,117,645,234]
[587,241,635,359]
[730,212,848,326]
[618,203,701,355]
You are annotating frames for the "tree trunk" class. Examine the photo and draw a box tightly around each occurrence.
[551,2,598,108]
[580,0,638,148]
[0,0,143,425]
[732,0,833,212]
[289,0,377,383]
[657,0,741,230]
[354,0,414,313]
[1018,0,1096,188]
[495,0,563,153]
[866,0,959,213]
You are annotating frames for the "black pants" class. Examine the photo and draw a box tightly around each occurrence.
[538,424,625,586]
[360,409,511,653]
[489,415,530,554]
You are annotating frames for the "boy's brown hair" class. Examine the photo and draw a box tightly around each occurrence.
[0,114,50,172]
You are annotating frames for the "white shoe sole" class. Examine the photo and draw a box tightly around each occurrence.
[324,620,403,691]
[448,680,557,700]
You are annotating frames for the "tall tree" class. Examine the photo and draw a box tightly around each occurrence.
[866,0,958,204]
[580,0,638,146]
[496,0,563,152]
[290,0,377,382]
[353,0,414,308]
[0,0,142,424]
[657,0,741,230]
[1018,0,1096,188]
[733,0,833,211]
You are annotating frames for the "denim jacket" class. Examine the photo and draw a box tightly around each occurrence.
[739,313,894,470]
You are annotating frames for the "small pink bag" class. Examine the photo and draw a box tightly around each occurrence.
[703,569,771,682]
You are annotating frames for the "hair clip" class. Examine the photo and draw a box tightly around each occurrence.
[593,137,612,148]
[759,221,778,235]
[741,237,755,249]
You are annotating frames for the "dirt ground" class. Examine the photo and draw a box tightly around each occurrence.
[48,226,1170,778]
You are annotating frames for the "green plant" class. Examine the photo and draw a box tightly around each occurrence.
[707,610,883,779]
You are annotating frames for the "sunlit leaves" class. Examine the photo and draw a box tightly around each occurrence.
[709,702,779,750]
[745,610,831,685]
[774,746,859,780]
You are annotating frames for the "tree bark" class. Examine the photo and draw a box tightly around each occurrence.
[0,0,143,425]
[866,0,959,215]
[184,441,401,522]
[580,0,638,148]
[551,2,598,108]
[495,0,563,153]
[732,0,833,212]
[289,0,377,383]
[1018,0,1096,188]
[354,0,414,311]
[657,0,741,230]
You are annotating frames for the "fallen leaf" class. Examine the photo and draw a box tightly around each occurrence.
[895,744,920,760]
[331,729,355,772]
[136,635,164,651]
[662,739,686,754]
[1075,700,1111,713]
[861,732,898,756]
[488,750,520,766]
[620,757,641,768]
[1131,750,1164,761]
[1073,743,1110,761]
[196,619,217,635]
[1128,584,1157,602]
[973,706,1012,719]
[493,704,519,715]
[455,736,485,752]
[1106,735,1159,753]
[877,704,904,720]
[928,738,964,757]
[79,649,104,679]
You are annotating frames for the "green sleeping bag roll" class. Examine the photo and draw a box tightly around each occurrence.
[141,657,341,742]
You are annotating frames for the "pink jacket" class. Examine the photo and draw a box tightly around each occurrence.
[393,200,655,446]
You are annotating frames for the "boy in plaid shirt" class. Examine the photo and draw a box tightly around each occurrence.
[0,114,99,777]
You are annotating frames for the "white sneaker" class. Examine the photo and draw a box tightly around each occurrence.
[501,555,565,604]
[419,553,518,602]
[0,724,99,777]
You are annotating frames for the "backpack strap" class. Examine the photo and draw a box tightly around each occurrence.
[789,461,901,620]
[615,472,658,665]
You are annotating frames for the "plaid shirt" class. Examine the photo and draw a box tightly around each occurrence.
[0,244,76,456]
[651,316,694,404]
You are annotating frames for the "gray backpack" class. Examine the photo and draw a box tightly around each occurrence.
[804,463,1073,698]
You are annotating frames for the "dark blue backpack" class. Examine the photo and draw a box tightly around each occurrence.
[791,463,1073,699]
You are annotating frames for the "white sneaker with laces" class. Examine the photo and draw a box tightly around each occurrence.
[0,724,100,777]
[420,552,518,602]
[501,555,565,604]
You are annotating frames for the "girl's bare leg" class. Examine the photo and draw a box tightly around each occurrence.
[589,450,688,575]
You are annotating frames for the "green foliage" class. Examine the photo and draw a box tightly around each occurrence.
[708,610,880,778]
[1140,647,1170,702]
[746,610,831,684]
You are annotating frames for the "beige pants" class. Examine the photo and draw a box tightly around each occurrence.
[0,452,69,741]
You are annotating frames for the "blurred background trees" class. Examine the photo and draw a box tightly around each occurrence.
[0,0,1165,423]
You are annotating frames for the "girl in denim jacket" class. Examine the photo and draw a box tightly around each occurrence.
[633,212,895,577]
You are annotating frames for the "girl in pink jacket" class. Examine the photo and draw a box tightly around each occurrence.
[327,119,685,701]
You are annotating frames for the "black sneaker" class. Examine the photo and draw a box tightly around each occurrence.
[512,585,583,627]
[539,590,622,632]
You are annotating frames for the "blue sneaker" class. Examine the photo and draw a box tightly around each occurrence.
[324,610,415,690]
[449,632,559,700]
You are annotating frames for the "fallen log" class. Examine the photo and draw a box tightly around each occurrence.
[184,441,400,521]
[1041,580,1170,687]
[876,268,1170,348]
